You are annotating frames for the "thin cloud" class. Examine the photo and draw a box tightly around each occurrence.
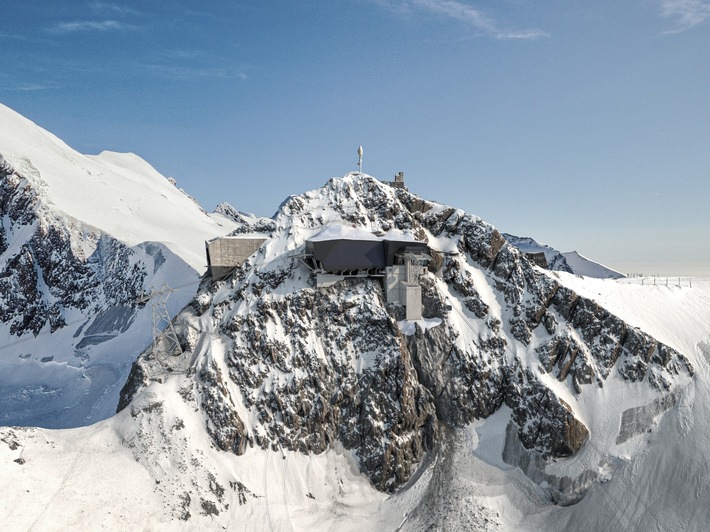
[89,2,141,17]
[142,64,230,81]
[0,32,28,41]
[492,28,550,41]
[413,0,496,32]
[376,0,549,40]
[659,0,710,32]
[162,50,206,61]
[49,20,139,34]
[5,83,61,92]
[143,49,250,82]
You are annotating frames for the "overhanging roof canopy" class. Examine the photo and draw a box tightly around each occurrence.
[305,237,429,272]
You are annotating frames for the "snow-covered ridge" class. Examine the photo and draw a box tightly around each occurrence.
[503,233,624,279]
[0,103,237,270]
[561,250,623,279]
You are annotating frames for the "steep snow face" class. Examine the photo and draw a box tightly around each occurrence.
[0,103,237,270]
[503,233,624,279]
[0,104,240,428]
[122,174,692,502]
[560,250,624,279]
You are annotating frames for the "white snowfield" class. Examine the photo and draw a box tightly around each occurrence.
[0,103,238,271]
[560,250,624,279]
[1,273,708,530]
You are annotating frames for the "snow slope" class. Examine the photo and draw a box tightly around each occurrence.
[561,250,624,279]
[0,103,237,270]
[521,275,710,531]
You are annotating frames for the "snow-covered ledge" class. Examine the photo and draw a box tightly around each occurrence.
[397,318,442,336]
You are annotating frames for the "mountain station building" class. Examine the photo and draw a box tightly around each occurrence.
[303,227,431,320]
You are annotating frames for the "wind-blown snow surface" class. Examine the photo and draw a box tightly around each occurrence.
[2,175,708,531]
[0,103,240,427]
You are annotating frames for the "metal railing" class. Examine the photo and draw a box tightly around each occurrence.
[618,276,692,288]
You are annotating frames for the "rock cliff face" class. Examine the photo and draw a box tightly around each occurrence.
[0,154,149,336]
[121,174,693,496]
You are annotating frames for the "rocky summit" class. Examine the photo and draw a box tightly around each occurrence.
[120,174,693,501]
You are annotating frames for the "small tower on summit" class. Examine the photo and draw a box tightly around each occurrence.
[384,171,408,190]
[357,145,363,173]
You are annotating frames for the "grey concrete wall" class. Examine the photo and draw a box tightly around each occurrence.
[405,284,422,320]
[385,265,406,303]
[206,237,266,280]
[316,273,345,288]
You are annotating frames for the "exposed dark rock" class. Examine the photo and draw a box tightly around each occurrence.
[121,174,691,498]
[1,157,148,338]
[198,360,249,455]
[117,361,151,412]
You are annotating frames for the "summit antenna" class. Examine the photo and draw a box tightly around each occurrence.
[357,145,363,173]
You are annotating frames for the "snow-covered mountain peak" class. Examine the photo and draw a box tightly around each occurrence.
[265,173,453,251]
[0,104,237,271]
[120,171,693,507]
[2,148,707,530]
[213,202,263,226]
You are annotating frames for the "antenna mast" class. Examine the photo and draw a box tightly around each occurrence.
[357,145,363,173]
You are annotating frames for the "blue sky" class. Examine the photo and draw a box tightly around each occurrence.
[2,1,709,276]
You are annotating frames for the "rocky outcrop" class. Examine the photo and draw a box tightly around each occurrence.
[502,233,574,274]
[121,174,692,496]
[0,155,150,337]
[208,279,437,491]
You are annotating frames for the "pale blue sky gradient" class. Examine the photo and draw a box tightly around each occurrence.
[2,1,709,276]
